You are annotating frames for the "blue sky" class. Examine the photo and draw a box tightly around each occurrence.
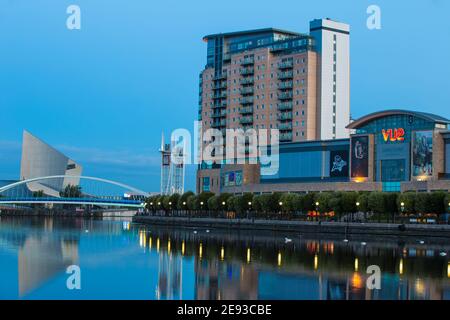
[1,0,449,192]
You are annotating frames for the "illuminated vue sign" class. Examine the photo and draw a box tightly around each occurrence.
[382,128,405,142]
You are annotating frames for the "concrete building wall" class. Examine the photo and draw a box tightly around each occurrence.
[19,130,82,195]
[310,19,350,140]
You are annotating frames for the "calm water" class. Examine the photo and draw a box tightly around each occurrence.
[0,216,449,300]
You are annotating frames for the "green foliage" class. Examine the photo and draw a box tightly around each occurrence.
[415,193,431,214]
[356,193,369,213]
[292,194,304,212]
[60,184,82,198]
[446,194,450,214]
[315,192,333,213]
[384,192,399,214]
[207,195,220,211]
[340,192,358,214]
[428,192,446,215]
[368,192,385,214]
[279,193,296,212]
[178,191,194,209]
[302,192,316,212]
[32,190,45,198]
[186,195,197,210]
[397,192,415,214]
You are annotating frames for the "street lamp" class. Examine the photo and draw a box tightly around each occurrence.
[315,202,320,221]
[401,202,405,213]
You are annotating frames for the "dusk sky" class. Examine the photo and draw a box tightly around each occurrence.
[1,0,449,192]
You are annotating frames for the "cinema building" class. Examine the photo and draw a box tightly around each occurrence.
[196,109,450,194]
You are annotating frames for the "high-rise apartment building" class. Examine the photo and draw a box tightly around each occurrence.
[310,19,350,139]
[198,18,350,145]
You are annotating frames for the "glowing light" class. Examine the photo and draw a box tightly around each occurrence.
[181,241,185,256]
[199,243,203,259]
[447,263,450,278]
[354,258,359,272]
[415,279,425,296]
[399,259,404,275]
[149,237,152,249]
[220,247,225,261]
[167,239,171,253]
[277,252,282,267]
[156,238,160,252]
[279,202,283,206]
[353,177,367,183]
[314,254,318,270]
[351,272,363,289]
[248,202,252,206]
[246,248,251,263]
[139,231,144,247]
[222,201,226,206]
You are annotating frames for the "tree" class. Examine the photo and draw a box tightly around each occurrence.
[292,194,304,213]
[429,192,446,215]
[368,192,385,214]
[384,192,399,216]
[397,192,415,214]
[315,192,333,213]
[60,184,82,198]
[207,195,220,211]
[178,191,194,210]
[356,193,369,213]
[186,195,197,210]
[415,193,431,214]
[445,193,450,214]
[341,192,358,214]
[32,190,45,198]
[302,192,316,212]
[279,193,296,212]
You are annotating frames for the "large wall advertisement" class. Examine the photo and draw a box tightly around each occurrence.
[222,171,243,187]
[412,131,433,176]
[351,136,369,178]
[329,150,349,177]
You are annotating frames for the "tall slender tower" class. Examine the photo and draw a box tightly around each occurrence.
[160,133,185,195]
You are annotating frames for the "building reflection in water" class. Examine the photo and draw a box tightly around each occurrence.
[141,228,450,300]
[0,217,80,297]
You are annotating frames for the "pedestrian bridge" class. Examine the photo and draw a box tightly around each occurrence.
[0,175,148,209]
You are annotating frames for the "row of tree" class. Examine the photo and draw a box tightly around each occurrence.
[146,191,450,215]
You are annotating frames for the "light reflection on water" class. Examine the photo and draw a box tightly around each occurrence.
[0,216,449,300]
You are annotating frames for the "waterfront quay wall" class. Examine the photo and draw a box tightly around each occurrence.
[133,216,450,239]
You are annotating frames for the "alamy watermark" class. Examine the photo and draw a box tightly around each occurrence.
[169,121,280,176]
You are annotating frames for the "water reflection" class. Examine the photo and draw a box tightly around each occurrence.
[0,216,449,300]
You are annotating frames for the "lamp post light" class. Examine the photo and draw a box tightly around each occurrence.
[315,202,320,222]
[356,201,360,222]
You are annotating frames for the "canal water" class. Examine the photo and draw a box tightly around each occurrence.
[0,216,449,300]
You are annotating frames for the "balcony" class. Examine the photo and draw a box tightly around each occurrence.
[212,109,227,118]
[277,102,293,111]
[213,92,227,100]
[239,77,254,85]
[241,57,254,65]
[278,122,292,130]
[278,60,293,69]
[240,67,254,76]
[214,73,227,80]
[212,119,227,128]
[239,106,253,114]
[280,132,293,142]
[277,112,293,121]
[239,87,254,95]
[278,92,293,100]
[278,71,293,79]
[278,81,293,89]
[213,82,227,90]
[239,116,253,125]
[239,97,254,105]
[213,100,227,109]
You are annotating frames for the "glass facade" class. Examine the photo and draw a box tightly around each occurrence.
[356,114,437,182]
